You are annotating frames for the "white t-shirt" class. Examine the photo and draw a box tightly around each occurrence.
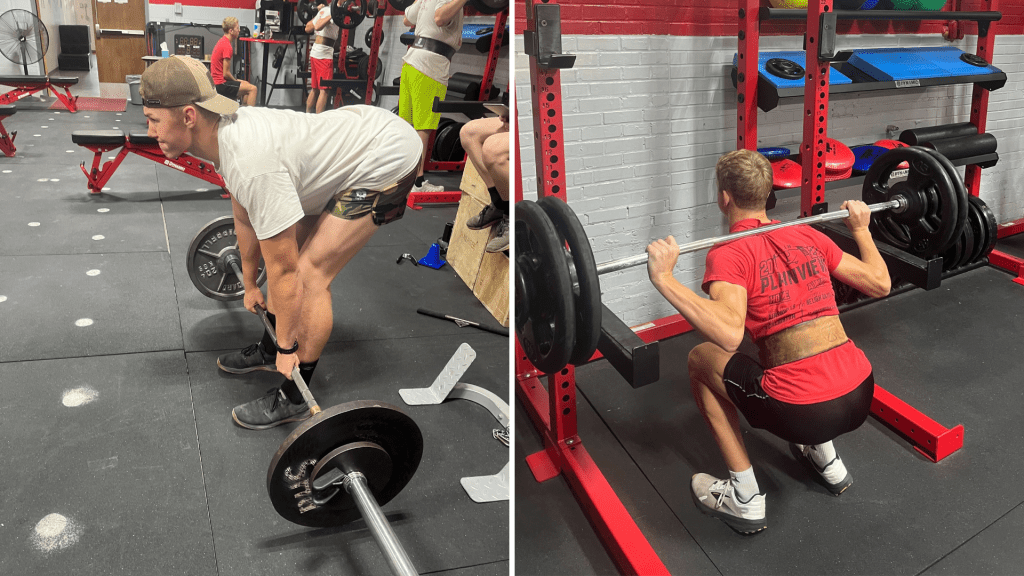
[403,0,463,83]
[217,105,422,240]
[310,6,338,61]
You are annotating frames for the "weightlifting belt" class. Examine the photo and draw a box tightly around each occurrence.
[412,36,456,61]
[757,315,848,369]
[315,36,336,48]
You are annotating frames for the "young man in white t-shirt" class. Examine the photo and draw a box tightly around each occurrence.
[304,3,339,114]
[140,56,422,429]
[400,0,471,193]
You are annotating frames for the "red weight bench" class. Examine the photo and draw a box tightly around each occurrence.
[71,129,228,196]
[0,75,80,112]
[0,105,16,157]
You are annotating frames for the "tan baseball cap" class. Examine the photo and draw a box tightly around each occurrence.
[140,55,239,116]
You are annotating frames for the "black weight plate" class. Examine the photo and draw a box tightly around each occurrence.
[332,0,365,29]
[970,195,999,260]
[765,58,804,80]
[941,228,965,272]
[438,122,459,161]
[365,28,374,48]
[964,196,986,266]
[446,122,466,161]
[955,219,976,270]
[862,147,958,258]
[537,196,602,366]
[431,121,455,161]
[296,0,317,23]
[389,0,414,10]
[920,147,969,251]
[267,400,422,528]
[186,216,267,301]
[960,53,988,67]
[515,201,575,374]
[469,0,507,14]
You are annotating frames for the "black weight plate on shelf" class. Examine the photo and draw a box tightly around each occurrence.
[446,122,466,161]
[920,146,969,248]
[365,28,374,48]
[186,216,267,301]
[267,401,422,528]
[515,201,575,374]
[970,195,999,260]
[765,58,804,80]
[940,229,964,272]
[862,147,959,258]
[964,196,987,266]
[538,196,602,366]
[961,53,989,67]
[955,219,976,270]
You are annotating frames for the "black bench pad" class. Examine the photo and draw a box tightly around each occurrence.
[71,130,126,145]
[0,105,15,116]
[320,79,366,88]
[127,132,157,145]
[0,75,79,86]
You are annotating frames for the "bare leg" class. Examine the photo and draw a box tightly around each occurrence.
[481,131,509,202]
[305,87,316,114]
[294,213,379,363]
[416,130,432,177]
[316,89,329,114]
[688,342,751,472]
[460,117,505,187]
[238,81,257,107]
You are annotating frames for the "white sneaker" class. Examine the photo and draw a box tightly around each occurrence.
[690,473,766,534]
[412,180,445,193]
[793,443,853,496]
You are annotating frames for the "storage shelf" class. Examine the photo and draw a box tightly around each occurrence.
[760,9,1001,23]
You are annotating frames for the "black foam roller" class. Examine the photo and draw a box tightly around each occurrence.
[922,133,997,161]
[899,122,977,146]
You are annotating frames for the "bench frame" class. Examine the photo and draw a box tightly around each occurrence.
[0,109,15,157]
[76,132,227,195]
[0,78,79,113]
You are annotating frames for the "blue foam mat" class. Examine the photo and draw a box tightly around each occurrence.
[733,51,853,89]
[847,47,1001,82]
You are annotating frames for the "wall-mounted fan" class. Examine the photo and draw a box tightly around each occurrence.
[0,9,49,75]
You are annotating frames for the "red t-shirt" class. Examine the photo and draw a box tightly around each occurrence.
[702,218,872,404]
[210,36,233,85]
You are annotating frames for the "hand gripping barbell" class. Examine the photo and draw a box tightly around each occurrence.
[185,218,423,576]
[515,146,968,374]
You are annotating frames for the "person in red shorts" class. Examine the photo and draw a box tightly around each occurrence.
[646,148,891,534]
[304,3,339,114]
[211,17,257,107]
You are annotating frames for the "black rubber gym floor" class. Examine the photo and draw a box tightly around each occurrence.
[516,264,1024,575]
[1,95,508,575]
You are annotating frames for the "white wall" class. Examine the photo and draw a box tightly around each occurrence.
[0,0,47,76]
[516,33,1024,326]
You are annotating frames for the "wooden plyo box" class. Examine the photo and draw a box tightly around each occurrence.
[448,160,509,327]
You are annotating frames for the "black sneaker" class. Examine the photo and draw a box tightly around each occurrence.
[217,342,277,374]
[231,388,311,430]
[467,203,503,230]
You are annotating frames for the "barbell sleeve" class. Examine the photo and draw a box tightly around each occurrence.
[344,472,419,576]
[594,197,905,276]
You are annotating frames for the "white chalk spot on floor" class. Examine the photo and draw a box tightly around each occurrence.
[37,178,49,182]
[91,235,104,241]
[49,118,54,120]
[30,513,82,553]
[97,208,110,213]
[40,125,48,128]
[84,115,90,118]
[66,150,75,153]
[116,113,122,116]
[33,134,41,137]
[87,456,118,471]
[86,269,101,276]
[0,296,7,303]
[195,188,209,192]
[28,222,40,227]
[62,387,99,407]
[107,156,115,160]
[101,187,110,191]
[2,170,11,173]
[51,178,59,182]
[75,318,93,327]
[115,119,121,122]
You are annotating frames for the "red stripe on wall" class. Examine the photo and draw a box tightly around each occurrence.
[515,1,1024,35]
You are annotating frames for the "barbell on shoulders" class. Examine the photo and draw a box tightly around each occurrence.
[515,145,968,375]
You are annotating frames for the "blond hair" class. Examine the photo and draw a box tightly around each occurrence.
[715,149,773,210]
[222,17,238,34]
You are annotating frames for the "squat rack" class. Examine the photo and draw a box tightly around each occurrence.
[517,1,1012,573]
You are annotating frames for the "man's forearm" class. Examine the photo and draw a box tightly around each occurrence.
[653,276,744,352]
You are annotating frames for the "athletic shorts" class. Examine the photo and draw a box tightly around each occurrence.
[398,63,447,131]
[723,352,875,446]
[310,56,333,91]
[215,80,240,100]
[325,168,417,225]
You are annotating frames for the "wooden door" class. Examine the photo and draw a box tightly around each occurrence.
[92,0,145,83]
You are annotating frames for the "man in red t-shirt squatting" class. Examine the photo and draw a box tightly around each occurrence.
[646,148,891,535]
[211,17,257,107]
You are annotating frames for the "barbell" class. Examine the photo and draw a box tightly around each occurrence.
[185,219,424,576]
[515,146,969,374]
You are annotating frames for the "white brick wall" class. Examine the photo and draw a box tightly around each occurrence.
[516,33,1024,326]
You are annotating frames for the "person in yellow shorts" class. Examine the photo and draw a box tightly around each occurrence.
[400,0,470,192]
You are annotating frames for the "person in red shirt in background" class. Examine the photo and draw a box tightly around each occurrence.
[303,3,338,114]
[646,148,891,535]
[211,17,257,107]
